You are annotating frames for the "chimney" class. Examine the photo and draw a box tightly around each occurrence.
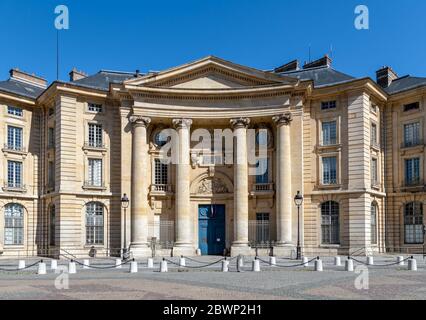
[274,60,300,73]
[303,54,332,69]
[9,68,47,88]
[376,66,398,88]
[69,68,88,81]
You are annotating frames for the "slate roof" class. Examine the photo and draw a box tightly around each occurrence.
[72,70,139,91]
[0,78,45,99]
[279,66,355,87]
[385,76,426,94]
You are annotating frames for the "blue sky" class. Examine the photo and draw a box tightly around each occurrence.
[0,0,425,83]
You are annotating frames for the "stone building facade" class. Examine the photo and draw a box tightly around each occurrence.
[0,55,425,258]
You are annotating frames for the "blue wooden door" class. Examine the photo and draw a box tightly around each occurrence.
[198,205,226,255]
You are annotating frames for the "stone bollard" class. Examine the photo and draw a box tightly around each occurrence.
[345,258,354,272]
[367,256,374,266]
[38,261,47,275]
[50,260,58,270]
[83,259,90,269]
[130,260,138,273]
[69,261,77,274]
[303,257,310,267]
[222,259,229,272]
[334,256,342,266]
[179,256,186,267]
[147,258,154,269]
[196,249,202,256]
[115,259,122,269]
[269,256,276,266]
[160,259,168,273]
[18,260,26,270]
[408,257,417,271]
[314,258,323,272]
[397,256,405,266]
[252,258,261,272]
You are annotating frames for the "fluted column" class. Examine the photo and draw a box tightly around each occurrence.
[230,118,251,253]
[172,118,194,255]
[129,116,151,257]
[273,113,293,246]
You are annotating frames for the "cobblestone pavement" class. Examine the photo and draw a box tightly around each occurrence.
[0,255,425,300]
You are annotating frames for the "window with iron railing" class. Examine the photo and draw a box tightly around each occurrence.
[322,121,337,146]
[88,124,103,148]
[405,158,421,186]
[87,159,103,187]
[6,126,23,151]
[7,161,23,189]
[322,157,337,185]
[86,202,104,245]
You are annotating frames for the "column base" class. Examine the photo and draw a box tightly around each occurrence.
[130,244,152,258]
[172,246,197,257]
[230,245,255,257]
[273,244,296,258]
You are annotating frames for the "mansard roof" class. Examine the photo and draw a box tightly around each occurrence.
[0,78,44,99]
[278,65,356,87]
[71,70,139,91]
[385,75,426,94]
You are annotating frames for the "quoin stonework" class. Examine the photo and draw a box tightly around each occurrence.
[0,55,425,258]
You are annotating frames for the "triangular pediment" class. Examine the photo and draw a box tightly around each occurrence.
[124,56,298,89]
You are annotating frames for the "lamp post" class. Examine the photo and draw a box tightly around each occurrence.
[294,191,304,260]
[121,193,130,258]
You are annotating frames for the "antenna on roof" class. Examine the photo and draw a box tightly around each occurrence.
[329,44,333,59]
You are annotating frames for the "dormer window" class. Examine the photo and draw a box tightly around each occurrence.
[88,103,103,113]
[321,100,336,111]
[8,106,23,117]
[403,102,420,112]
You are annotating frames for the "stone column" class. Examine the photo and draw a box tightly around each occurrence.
[172,118,195,256]
[230,118,252,256]
[129,116,151,257]
[273,113,294,253]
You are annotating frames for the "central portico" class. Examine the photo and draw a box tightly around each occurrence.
[116,56,307,257]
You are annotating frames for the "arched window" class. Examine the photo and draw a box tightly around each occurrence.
[404,202,424,244]
[86,202,104,245]
[49,205,56,246]
[4,204,24,245]
[371,203,378,245]
[321,201,340,245]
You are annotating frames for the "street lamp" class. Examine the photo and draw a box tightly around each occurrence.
[121,194,130,257]
[294,191,304,260]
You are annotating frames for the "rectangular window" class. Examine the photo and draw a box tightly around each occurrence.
[154,159,168,185]
[255,213,270,243]
[48,127,55,149]
[405,158,420,186]
[48,108,55,117]
[371,123,378,146]
[88,159,102,187]
[7,161,22,188]
[7,126,23,151]
[322,121,337,146]
[88,124,103,148]
[322,157,337,185]
[7,106,23,117]
[371,205,377,245]
[404,122,421,147]
[88,103,103,113]
[321,100,337,110]
[48,161,55,188]
[255,158,269,184]
[371,158,378,186]
[403,102,420,112]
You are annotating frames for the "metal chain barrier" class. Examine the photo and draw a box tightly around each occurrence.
[164,257,225,269]
[257,256,318,268]
[0,260,42,272]
[349,256,413,268]
[60,254,133,269]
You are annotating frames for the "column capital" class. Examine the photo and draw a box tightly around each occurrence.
[172,118,193,130]
[273,113,293,126]
[230,117,251,129]
[129,116,151,128]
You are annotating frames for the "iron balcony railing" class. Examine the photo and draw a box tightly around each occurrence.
[253,183,274,192]
[402,139,424,149]
[405,178,424,187]
[3,144,25,152]
[84,141,106,149]
[321,138,338,147]
[150,184,173,192]
[4,183,26,191]
[83,181,105,188]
